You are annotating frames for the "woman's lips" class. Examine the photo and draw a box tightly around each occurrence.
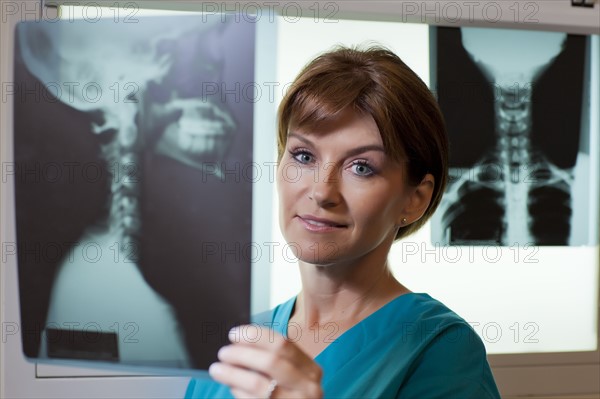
[297,215,347,232]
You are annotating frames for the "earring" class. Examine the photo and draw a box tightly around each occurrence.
[401,218,407,225]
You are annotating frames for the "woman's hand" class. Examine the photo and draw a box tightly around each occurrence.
[208,325,323,399]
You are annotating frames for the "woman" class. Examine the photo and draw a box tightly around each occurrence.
[186,46,501,398]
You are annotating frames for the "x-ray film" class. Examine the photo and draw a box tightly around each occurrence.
[431,27,598,247]
[14,15,255,372]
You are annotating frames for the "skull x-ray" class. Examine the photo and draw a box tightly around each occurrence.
[14,15,255,371]
[431,27,598,246]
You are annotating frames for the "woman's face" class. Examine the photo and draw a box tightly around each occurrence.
[277,108,420,266]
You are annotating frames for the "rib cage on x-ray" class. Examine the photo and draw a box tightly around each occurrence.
[14,16,255,370]
[431,27,593,246]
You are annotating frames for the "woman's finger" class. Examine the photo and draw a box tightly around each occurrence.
[217,344,306,387]
[211,360,321,399]
[208,362,276,398]
[228,325,322,379]
[229,388,259,399]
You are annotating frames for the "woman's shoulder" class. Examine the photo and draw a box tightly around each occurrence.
[383,292,472,331]
[388,293,501,398]
[395,292,485,355]
[377,293,489,369]
[341,292,484,362]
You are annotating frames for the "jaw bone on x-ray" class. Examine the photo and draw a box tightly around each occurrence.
[15,15,254,371]
[432,27,596,246]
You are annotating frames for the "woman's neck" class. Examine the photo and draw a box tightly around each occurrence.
[292,245,410,328]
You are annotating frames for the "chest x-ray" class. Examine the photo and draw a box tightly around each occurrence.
[14,15,254,371]
[431,27,598,246]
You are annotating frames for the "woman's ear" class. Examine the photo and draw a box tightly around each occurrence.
[397,173,435,226]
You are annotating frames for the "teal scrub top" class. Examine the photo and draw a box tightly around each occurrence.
[185,293,501,398]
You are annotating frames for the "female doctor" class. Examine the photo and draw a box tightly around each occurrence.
[186,46,501,399]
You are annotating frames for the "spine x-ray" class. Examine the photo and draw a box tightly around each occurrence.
[14,15,255,371]
[431,27,597,246]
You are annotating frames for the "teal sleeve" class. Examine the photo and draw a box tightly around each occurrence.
[184,378,233,399]
[397,323,501,399]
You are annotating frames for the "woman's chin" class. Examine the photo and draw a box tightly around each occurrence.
[287,240,342,265]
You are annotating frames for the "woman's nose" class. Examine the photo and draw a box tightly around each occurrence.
[308,162,342,208]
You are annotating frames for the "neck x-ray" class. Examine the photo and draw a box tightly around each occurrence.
[14,15,255,372]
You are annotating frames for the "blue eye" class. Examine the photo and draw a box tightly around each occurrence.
[292,150,314,164]
[351,162,374,177]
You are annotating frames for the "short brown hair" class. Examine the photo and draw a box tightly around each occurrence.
[277,45,448,240]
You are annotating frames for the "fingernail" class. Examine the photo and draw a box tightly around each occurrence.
[217,345,231,360]
[208,362,223,377]
[228,326,239,342]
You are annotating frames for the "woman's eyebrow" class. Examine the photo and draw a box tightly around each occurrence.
[287,132,385,158]
[343,145,385,158]
[287,132,313,145]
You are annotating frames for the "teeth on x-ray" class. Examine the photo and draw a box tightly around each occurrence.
[439,28,574,246]
[156,98,236,178]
